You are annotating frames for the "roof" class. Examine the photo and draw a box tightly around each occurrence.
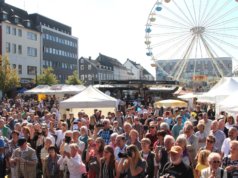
[96,53,126,70]
[0,2,32,29]
[126,59,140,69]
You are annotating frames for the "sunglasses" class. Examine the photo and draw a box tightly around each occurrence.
[212,160,220,164]
[206,140,214,143]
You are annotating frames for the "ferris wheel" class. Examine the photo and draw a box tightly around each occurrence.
[145,0,238,83]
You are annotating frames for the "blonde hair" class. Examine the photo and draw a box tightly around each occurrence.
[197,150,210,165]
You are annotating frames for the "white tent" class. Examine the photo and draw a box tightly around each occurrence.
[24,85,85,95]
[60,85,117,108]
[197,77,238,103]
[218,92,238,112]
[24,85,51,94]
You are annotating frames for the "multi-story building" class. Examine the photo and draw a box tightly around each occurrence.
[96,53,129,80]
[0,0,77,84]
[124,58,154,80]
[0,0,41,83]
[78,56,114,85]
[30,14,78,83]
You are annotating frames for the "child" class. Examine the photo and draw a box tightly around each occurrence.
[195,149,210,178]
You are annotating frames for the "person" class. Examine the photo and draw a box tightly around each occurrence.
[58,143,86,178]
[161,145,194,178]
[114,134,127,161]
[99,145,117,178]
[195,150,210,178]
[0,118,12,139]
[175,135,190,166]
[223,140,238,178]
[41,137,52,178]
[10,137,38,178]
[140,138,155,178]
[210,120,226,152]
[45,146,60,178]
[0,136,5,178]
[172,115,183,140]
[195,121,206,150]
[199,135,219,153]
[127,129,141,150]
[155,135,175,176]
[97,119,113,145]
[117,144,147,178]
[86,137,104,178]
[145,123,158,149]
[221,127,238,158]
[201,152,227,178]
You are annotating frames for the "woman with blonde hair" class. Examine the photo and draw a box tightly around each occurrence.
[195,150,210,178]
[117,144,146,178]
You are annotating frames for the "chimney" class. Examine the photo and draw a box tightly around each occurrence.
[89,56,91,60]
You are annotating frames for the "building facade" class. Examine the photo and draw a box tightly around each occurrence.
[124,58,154,81]
[0,0,78,84]
[0,1,41,83]
[30,14,78,84]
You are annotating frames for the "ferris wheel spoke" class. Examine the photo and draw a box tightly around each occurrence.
[161,5,193,27]
[150,33,191,48]
[149,24,189,30]
[206,17,238,29]
[156,14,191,28]
[158,34,193,57]
[200,36,224,77]
[191,0,197,25]
[206,27,238,31]
[183,0,196,26]
[205,31,238,39]
[171,0,194,26]
[204,34,235,59]
[204,6,238,28]
[198,37,203,58]
[204,33,238,51]
[149,31,189,37]
[199,0,210,27]
[201,0,230,27]
[204,36,232,75]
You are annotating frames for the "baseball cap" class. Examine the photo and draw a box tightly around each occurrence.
[169,146,183,154]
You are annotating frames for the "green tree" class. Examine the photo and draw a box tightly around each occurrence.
[0,55,20,93]
[36,67,58,85]
[65,70,83,85]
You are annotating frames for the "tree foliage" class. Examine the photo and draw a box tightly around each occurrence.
[65,70,83,85]
[0,55,20,93]
[36,67,58,85]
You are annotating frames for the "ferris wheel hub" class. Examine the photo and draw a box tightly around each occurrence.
[190,26,205,35]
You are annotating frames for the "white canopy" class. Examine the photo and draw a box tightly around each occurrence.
[24,84,85,95]
[218,92,238,112]
[197,77,238,103]
[60,85,117,108]
[24,85,51,94]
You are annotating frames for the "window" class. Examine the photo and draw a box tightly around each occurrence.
[27,47,37,57]
[81,59,84,63]
[18,29,22,37]
[2,14,7,20]
[12,28,16,35]
[81,75,84,81]
[12,44,16,54]
[18,65,22,74]
[80,65,84,70]
[6,42,10,53]
[88,74,92,80]
[6,26,10,34]
[27,66,37,75]
[27,32,37,41]
[14,17,19,24]
[12,64,16,69]
[18,45,22,54]
[88,65,92,70]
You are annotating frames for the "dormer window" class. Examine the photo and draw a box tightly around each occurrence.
[1,11,8,20]
[12,15,19,24]
[24,20,31,28]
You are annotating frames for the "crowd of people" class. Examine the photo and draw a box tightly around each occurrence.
[0,95,237,178]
